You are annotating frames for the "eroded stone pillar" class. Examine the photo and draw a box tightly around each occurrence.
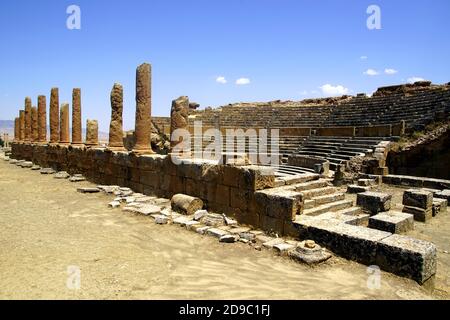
[19,110,25,142]
[132,63,154,154]
[38,95,47,143]
[14,117,19,142]
[24,97,32,142]
[85,119,98,146]
[49,88,59,144]
[31,106,38,142]
[72,88,82,145]
[108,83,125,150]
[59,103,70,144]
[170,96,190,155]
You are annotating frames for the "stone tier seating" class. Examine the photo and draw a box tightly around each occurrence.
[296,136,387,170]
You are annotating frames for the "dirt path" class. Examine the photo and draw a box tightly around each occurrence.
[0,159,443,299]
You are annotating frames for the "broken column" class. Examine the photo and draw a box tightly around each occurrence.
[37,95,47,143]
[108,83,125,150]
[171,194,204,215]
[19,110,25,142]
[49,88,59,144]
[31,106,38,142]
[85,119,98,146]
[132,63,154,154]
[72,88,83,145]
[24,97,32,142]
[170,96,190,156]
[59,103,70,144]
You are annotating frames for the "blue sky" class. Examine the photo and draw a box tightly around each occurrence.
[0,0,449,131]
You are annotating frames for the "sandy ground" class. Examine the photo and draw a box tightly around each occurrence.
[0,160,447,300]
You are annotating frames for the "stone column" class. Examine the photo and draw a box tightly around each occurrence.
[24,97,32,142]
[72,88,83,145]
[14,117,19,142]
[132,63,154,154]
[49,88,59,144]
[108,83,125,150]
[19,110,25,142]
[37,95,47,143]
[170,96,190,155]
[85,119,98,146]
[59,103,70,144]
[31,106,38,142]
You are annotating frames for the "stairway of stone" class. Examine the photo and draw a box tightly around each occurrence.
[291,179,359,218]
[295,136,388,170]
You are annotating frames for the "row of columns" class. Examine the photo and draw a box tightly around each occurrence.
[12,63,154,154]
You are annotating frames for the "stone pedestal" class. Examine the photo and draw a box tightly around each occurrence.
[72,88,83,145]
[85,119,98,146]
[108,83,125,151]
[37,95,47,143]
[59,103,70,144]
[31,106,38,142]
[24,97,32,142]
[49,88,59,144]
[132,63,154,154]
[19,110,25,142]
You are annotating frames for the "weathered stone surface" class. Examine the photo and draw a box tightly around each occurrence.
[54,171,70,179]
[133,63,154,154]
[202,213,225,227]
[403,206,433,222]
[376,234,437,284]
[124,204,161,216]
[369,211,414,234]
[206,228,229,238]
[262,238,285,249]
[434,189,450,202]
[432,198,447,216]
[194,209,208,221]
[108,201,121,208]
[14,117,19,142]
[24,97,32,142]
[21,161,33,168]
[173,216,193,226]
[108,83,125,150]
[31,106,38,142]
[358,179,376,187]
[347,184,370,194]
[170,96,190,152]
[69,176,86,182]
[49,88,59,143]
[154,215,169,224]
[223,214,238,226]
[77,187,100,193]
[171,193,203,215]
[72,88,83,145]
[403,189,433,209]
[40,168,56,174]
[288,240,332,264]
[254,188,303,220]
[219,234,239,243]
[273,243,295,254]
[357,191,392,214]
[59,103,70,144]
[239,232,256,241]
[31,165,41,170]
[85,119,98,146]
[37,95,47,143]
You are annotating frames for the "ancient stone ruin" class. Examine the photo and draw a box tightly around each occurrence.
[8,63,450,286]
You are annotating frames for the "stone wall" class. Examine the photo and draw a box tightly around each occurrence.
[11,142,285,230]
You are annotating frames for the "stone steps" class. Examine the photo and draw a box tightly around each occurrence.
[303,199,354,216]
[293,180,330,192]
[304,193,345,209]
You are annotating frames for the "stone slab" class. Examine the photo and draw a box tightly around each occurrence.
[369,211,414,234]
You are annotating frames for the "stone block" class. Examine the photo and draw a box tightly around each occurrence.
[402,206,433,222]
[357,191,392,214]
[358,179,376,187]
[347,184,370,194]
[206,228,230,238]
[215,184,230,206]
[434,189,450,202]
[259,215,284,235]
[221,165,240,187]
[238,166,275,191]
[369,211,414,234]
[230,187,248,211]
[432,198,447,216]
[403,189,433,209]
[376,234,437,284]
[254,189,303,220]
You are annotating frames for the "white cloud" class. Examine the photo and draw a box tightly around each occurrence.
[364,69,379,76]
[215,76,227,84]
[385,68,398,75]
[360,56,368,60]
[320,84,350,96]
[236,78,250,85]
[407,77,426,83]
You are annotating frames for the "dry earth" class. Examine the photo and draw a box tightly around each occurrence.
[0,160,448,300]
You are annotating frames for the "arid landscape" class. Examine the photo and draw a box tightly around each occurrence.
[0,159,447,300]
